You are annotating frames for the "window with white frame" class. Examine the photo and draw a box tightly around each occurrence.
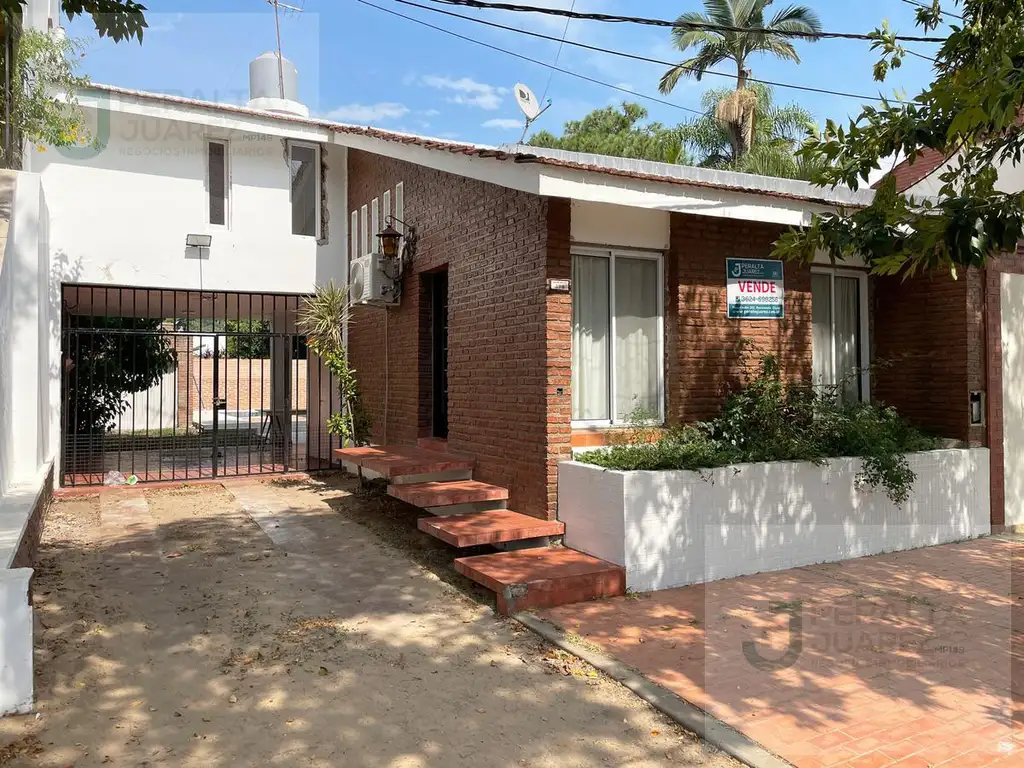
[207,139,228,227]
[571,248,664,424]
[289,141,319,237]
[811,268,869,402]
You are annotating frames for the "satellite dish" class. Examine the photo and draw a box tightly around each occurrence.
[513,82,552,145]
[515,82,542,121]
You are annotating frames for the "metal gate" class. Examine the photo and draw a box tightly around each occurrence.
[60,285,339,487]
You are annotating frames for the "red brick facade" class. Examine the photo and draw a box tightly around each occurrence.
[347,148,1010,528]
[666,214,813,423]
[347,150,569,519]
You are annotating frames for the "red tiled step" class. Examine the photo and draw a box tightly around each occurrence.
[388,480,508,508]
[417,437,449,453]
[334,445,473,478]
[455,548,625,615]
[418,509,564,547]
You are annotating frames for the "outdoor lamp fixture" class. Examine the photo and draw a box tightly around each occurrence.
[377,220,403,259]
[185,233,213,248]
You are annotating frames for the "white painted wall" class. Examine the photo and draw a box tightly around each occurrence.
[1001,273,1024,527]
[560,449,991,592]
[0,172,53,495]
[571,200,670,251]
[31,107,349,295]
[0,569,33,715]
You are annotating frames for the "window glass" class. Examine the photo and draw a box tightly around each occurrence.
[614,257,659,420]
[290,144,317,236]
[812,271,863,402]
[208,141,226,226]
[572,254,610,421]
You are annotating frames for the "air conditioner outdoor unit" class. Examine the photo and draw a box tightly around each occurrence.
[349,253,398,305]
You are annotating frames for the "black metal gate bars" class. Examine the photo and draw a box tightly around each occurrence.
[60,285,339,487]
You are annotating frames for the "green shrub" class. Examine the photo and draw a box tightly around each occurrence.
[581,355,940,504]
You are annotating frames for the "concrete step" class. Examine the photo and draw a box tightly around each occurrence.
[418,509,564,547]
[454,547,625,615]
[334,445,473,483]
[388,480,508,511]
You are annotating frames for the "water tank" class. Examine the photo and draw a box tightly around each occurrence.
[247,51,309,118]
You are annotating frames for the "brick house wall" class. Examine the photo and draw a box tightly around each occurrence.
[872,269,986,444]
[347,149,568,519]
[665,213,813,424]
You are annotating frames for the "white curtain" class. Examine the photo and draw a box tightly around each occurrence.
[811,273,834,390]
[614,257,659,419]
[572,255,610,420]
[834,276,861,402]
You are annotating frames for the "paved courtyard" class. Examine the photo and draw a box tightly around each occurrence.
[542,537,1023,767]
[0,477,734,767]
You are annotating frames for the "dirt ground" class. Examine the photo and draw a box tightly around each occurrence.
[0,474,737,768]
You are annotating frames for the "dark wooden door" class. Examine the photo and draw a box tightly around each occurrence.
[431,272,449,439]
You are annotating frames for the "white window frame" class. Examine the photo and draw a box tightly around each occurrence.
[360,205,369,256]
[205,137,230,229]
[288,140,321,238]
[395,182,404,234]
[371,197,380,252]
[350,210,358,262]
[570,246,665,428]
[811,266,871,402]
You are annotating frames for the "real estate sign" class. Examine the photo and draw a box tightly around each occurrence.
[726,258,784,319]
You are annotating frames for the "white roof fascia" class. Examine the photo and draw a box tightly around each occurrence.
[537,166,838,228]
[77,89,331,143]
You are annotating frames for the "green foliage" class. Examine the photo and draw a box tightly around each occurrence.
[679,83,822,179]
[775,0,1024,276]
[225,319,270,359]
[65,316,175,434]
[0,0,148,42]
[6,28,91,164]
[581,354,938,505]
[298,282,369,446]
[658,0,823,93]
[528,102,690,164]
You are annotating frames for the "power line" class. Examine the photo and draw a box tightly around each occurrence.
[898,0,964,21]
[353,0,705,116]
[425,0,948,42]
[539,0,575,105]
[386,0,903,103]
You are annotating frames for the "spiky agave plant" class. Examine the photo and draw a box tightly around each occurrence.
[298,281,368,446]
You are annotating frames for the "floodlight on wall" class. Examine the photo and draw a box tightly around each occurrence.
[186,234,213,248]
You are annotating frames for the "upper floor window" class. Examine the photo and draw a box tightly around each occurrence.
[811,268,869,402]
[289,141,319,237]
[207,139,228,227]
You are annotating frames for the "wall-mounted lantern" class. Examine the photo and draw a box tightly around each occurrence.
[376,220,403,259]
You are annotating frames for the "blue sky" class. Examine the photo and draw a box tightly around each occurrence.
[68,0,950,145]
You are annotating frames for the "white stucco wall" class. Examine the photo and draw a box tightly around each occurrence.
[31,107,349,295]
[1001,273,1024,528]
[570,200,670,251]
[0,568,33,715]
[560,449,991,592]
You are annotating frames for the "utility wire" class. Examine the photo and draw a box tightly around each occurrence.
[425,0,948,42]
[354,0,705,115]
[386,0,904,103]
[898,0,964,21]
[539,0,575,104]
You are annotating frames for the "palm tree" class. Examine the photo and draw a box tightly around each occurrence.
[659,0,822,159]
[678,84,824,180]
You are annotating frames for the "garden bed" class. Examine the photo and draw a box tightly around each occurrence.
[558,449,990,593]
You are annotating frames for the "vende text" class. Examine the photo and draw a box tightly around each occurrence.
[737,281,777,294]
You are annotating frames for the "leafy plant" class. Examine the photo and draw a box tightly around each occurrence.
[529,102,690,165]
[658,0,822,159]
[1,0,148,42]
[298,282,369,446]
[65,315,176,435]
[3,27,91,166]
[773,0,1024,276]
[582,354,938,504]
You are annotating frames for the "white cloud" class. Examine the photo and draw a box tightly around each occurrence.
[482,118,524,130]
[324,102,410,123]
[420,108,441,117]
[421,75,509,110]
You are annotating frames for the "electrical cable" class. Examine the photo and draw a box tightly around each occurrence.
[424,0,947,42]
[355,0,704,115]
[539,0,575,105]
[381,0,906,103]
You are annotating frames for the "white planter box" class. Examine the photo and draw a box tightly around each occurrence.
[559,449,991,593]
